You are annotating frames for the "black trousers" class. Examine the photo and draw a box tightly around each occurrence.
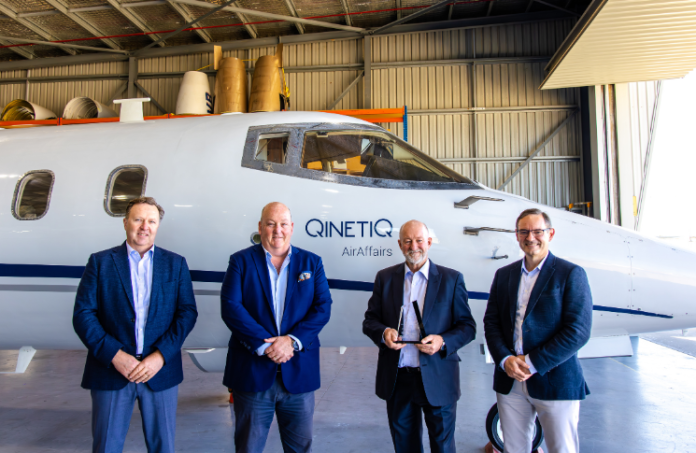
[386,368,457,453]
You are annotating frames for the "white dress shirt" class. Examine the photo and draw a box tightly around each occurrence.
[501,253,549,375]
[126,243,154,355]
[255,246,302,356]
[398,259,430,368]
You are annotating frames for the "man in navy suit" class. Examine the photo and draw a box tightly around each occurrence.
[221,202,332,453]
[363,220,476,453]
[73,197,198,453]
[484,208,593,453]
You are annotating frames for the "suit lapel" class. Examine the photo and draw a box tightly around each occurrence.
[508,260,523,325]
[281,247,300,332]
[112,242,135,311]
[147,247,165,322]
[251,245,276,333]
[524,252,556,319]
[392,264,405,328]
[422,261,441,327]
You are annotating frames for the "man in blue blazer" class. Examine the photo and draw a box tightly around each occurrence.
[73,197,198,453]
[363,220,476,453]
[484,208,592,453]
[221,202,332,453]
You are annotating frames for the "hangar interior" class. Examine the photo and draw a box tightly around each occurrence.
[0,0,695,451]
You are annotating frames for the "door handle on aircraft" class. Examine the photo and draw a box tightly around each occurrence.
[454,196,504,209]
[491,247,509,260]
[464,227,515,236]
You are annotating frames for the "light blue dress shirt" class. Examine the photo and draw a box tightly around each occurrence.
[126,242,154,355]
[255,246,302,356]
[398,259,430,368]
[501,253,549,375]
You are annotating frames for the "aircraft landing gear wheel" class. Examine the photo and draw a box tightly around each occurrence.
[485,403,544,452]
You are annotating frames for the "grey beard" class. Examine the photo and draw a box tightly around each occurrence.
[403,250,425,266]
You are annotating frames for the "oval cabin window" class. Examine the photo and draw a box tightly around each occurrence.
[104,166,148,217]
[12,170,55,220]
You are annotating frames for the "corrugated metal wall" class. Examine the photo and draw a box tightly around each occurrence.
[626,80,660,199]
[0,19,584,208]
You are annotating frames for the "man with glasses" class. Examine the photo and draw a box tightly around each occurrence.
[483,208,593,453]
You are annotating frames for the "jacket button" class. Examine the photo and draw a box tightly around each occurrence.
[130,318,135,323]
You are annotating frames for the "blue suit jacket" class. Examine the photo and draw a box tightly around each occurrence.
[73,242,198,392]
[483,252,592,400]
[362,261,477,407]
[220,244,332,394]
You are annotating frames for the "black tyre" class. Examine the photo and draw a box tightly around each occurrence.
[485,403,544,452]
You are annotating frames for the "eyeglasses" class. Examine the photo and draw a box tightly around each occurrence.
[516,228,551,237]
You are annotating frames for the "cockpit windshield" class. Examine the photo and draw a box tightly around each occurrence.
[301,130,472,184]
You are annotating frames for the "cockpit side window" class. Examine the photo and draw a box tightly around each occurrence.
[301,130,471,184]
[12,170,55,220]
[241,123,479,190]
[255,133,289,164]
[104,165,148,217]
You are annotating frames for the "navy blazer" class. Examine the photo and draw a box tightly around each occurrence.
[73,243,198,392]
[363,261,476,407]
[483,252,592,401]
[220,244,332,394]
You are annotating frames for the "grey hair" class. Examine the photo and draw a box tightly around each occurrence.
[399,219,430,239]
[515,208,552,229]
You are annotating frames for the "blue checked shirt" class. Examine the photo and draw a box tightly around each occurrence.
[126,243,154,355]
[398,259,429,368]
[501,253,549,375]
[255,246,302,356]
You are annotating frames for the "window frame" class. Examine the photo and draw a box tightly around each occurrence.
[103,165,148,217]
[11,169,56,221]
[242,122,480,190]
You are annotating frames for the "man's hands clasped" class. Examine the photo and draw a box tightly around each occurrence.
[504,355,532,382]
[264,336,295,364]
[112,349,165,384]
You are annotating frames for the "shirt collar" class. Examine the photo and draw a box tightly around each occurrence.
[126,242,154,259]
[405,258,430,280]
[522,252,548,275]
[262,245,292,260]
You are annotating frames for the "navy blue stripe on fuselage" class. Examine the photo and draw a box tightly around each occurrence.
[0,263,674,319]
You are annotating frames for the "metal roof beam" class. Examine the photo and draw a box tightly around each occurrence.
[282,0,305,34]
[0,11,572,71]
[370,0,451,35]
[42,0,123,50]
[338,0,353,26]
[164,0,213,43]
[0,35,129,54]
[0,38,36,59]
[135,0,239,53]
[106,0,167,47]
[0,3,76,55]
[229,1,258,39]
[171,0,365,33]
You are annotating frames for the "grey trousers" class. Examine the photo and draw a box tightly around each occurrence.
[91,383,178,453]
[233,374,314,453]
[496,380,580,453]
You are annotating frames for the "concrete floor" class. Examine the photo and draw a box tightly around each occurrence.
[1,337,695,453]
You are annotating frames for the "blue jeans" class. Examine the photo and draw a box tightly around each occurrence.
[91,383,178,453]
[233,374,314,453]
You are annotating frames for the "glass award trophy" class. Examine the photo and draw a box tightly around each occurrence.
[394,301,427,344]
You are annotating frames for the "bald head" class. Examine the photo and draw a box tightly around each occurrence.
[260,202,292,223]
[258,202,294,257]
[398,220,432,271]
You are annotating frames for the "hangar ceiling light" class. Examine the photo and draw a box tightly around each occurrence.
[541,0,696,90]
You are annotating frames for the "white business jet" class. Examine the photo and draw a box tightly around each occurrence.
[1,110,694,374]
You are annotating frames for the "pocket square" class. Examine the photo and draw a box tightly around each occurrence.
[298,271,312,282]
